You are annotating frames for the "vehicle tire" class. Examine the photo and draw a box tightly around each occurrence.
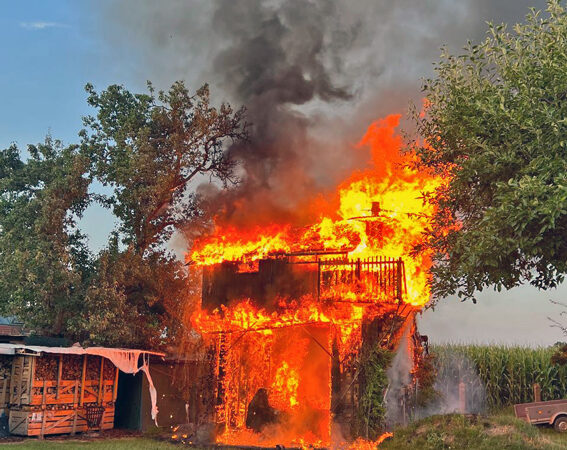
[554,416,567,432]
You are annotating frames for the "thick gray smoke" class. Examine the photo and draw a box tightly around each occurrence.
[415,352,487,419]
[207,0,354,225]
[99,0,548,226]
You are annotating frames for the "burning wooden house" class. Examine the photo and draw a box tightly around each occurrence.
[193,254,417,445]
[184,116,443,447]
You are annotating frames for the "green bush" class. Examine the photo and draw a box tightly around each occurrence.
[355,347,394,439]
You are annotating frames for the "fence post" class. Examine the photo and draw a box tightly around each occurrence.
[40,379,47,439]
[533,383,541,402]
[80,355,87,406]
[317,261,321,301]
[56,355,62,400]
[459,381,466,413]
[71,380,78,435]
[396,258,403,302]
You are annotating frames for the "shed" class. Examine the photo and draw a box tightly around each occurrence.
[0,344,163,438]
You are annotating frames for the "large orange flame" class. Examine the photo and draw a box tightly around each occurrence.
[188,114,446,448]
[190,114,443,307]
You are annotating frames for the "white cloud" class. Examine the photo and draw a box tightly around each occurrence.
[19,22,68,30]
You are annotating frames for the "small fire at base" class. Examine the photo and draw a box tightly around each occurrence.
[348,432,394,449]
[180,115,447,448]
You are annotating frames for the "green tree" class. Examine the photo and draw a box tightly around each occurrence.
[82,81,245,254]
[0,81,246,348]
[0,138,91,336]
[78,81,247,347]
[414,1,567,300]
[75,238,190,348]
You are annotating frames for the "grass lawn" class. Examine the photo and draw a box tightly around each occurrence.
[0,437,188,449]
[381,412,567,450]
[4,410,567,449]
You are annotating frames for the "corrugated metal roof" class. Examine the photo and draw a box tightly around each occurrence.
[0,343,164,357]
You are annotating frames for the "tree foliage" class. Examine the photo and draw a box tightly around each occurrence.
[414,0,567,299]
[0,81,247,348]
[0,139,91,336]
[76,81,247,348]
[82,81,246,253]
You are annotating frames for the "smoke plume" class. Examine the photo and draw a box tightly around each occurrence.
[385,324,413,426]
[99,0,548,227]
[415,352,487,419]
[207,0,354,226]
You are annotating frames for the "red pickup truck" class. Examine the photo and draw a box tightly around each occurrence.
[514,399,567,432]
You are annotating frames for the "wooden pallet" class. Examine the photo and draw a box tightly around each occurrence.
[9,356,33,406]
[29,379,116,405]
[9,404,115,436]
[7,354,120,437]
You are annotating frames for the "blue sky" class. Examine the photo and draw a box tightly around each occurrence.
[0,1,144,249]
[0,1,144,149]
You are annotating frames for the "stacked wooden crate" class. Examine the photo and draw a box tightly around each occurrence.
[8,353,119,437]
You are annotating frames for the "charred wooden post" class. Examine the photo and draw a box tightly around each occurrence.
[396,258,403,302]
[371,202,381,216]
[317,263,321,302]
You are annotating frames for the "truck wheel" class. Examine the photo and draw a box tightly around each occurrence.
[554,417,567,432]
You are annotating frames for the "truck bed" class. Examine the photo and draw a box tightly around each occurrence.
[514,399,567,424]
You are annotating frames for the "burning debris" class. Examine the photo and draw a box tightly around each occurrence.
[182,115,446,448]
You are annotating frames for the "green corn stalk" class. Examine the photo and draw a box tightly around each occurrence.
[432,344,567,410]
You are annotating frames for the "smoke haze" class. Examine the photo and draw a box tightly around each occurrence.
[99,0,547,226]
[416,352,487,419]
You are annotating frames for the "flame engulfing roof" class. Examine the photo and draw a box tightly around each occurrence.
[189,114,446,308]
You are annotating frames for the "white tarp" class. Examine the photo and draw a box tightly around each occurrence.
[0,343,164,424]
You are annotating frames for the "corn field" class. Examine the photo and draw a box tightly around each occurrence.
[433,344,567,409]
